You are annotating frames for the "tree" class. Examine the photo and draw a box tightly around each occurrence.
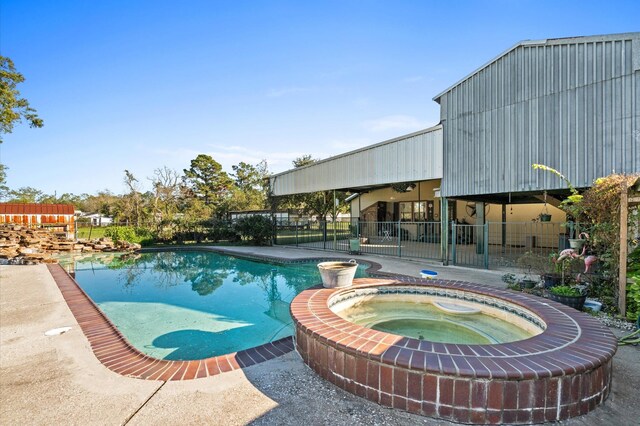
[282,155,347,221]
[0,56,43,143]
[120,170,144,226]
[7,186,45,203]
[149,166,181,223]
[292,154,315,168]
[0,164,8,200]
[229,160,270,211]
[183,154,233,216]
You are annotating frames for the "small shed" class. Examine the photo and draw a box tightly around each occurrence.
[0,203,76,239]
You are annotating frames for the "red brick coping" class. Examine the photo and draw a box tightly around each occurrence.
[290,278,617,424]
[47,263,294,380]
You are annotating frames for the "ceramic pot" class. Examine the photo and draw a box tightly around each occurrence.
[317,260,358,288]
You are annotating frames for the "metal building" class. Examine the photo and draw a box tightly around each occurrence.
[267,32,640,266]
[434,32,640,202]
[270,32,639,202]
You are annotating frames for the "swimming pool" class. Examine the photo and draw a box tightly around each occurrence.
[68,250,368,360]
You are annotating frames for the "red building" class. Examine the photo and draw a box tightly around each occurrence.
[0,203,76,238]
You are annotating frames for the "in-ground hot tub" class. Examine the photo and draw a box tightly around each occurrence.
[290,278,617,424]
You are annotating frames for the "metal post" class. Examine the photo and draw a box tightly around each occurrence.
[451,221,457,266]
[475,202,485,255]
[501,204,507,254]
[333,190,337,250]
[295,221,298,247]
[397,219,402,257]
[440,197,449,265]
[484,222,489,269]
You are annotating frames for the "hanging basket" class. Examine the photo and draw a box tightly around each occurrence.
[568,239,586,250]
[539,214,552,222]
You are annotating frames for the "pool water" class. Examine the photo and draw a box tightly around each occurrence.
[66,251,368,360]
[337,300,534,344]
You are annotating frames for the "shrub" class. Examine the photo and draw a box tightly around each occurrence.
[234,215,274,245]
[208,220,240,242]
[549,285,582,297]
[626,276,640,321]
[104,226,155,246]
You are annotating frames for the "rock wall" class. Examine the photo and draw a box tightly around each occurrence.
[0,225,141,265]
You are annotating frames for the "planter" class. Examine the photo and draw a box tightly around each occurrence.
[317,260,358,288]
[520,279,538,289]
[584,299,603,312]
[568,238,586,250]
[539,214,552,222]
[349,238,361,254]
[542,273,564,288]
[548,292,587,310]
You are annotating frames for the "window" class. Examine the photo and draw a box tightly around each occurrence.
[399,201,427,221]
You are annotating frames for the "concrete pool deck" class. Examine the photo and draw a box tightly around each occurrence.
[1,246,639,425]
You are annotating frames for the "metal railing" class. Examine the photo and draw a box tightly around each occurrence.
[274,220,443,261]
[274,219,574,269]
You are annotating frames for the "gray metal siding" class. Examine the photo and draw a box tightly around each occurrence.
[270,126,443,196]
[440,35,640,198]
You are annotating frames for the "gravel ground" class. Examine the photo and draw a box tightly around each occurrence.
[241,338,639,426]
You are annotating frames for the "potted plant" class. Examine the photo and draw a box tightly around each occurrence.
[516,251,564,288]
[520,278,538,289]
[539,212,552,222]
[547,285,587,310]
[539,194,552,222]
[569,232,589,250]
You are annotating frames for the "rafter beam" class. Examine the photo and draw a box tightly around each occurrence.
[533,195,563,208]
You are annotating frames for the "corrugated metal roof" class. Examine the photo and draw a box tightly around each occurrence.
[269,125,443,196]
[0,203,75,215]
[433,32,640,101]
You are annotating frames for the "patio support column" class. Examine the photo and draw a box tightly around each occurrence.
[502,204,507,254]
[476,202,485,254]
[333,190,337,250]
[440,197,449,265]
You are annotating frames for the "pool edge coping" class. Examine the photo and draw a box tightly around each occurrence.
[47,249,384,381]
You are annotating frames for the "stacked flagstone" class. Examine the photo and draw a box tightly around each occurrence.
[0,225,141,265]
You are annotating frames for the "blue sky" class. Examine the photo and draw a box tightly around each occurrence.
[1,0,638,195]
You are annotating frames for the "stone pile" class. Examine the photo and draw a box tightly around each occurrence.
[0,225,141,265]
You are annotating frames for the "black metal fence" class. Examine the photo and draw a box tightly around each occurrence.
[274,219,572,269]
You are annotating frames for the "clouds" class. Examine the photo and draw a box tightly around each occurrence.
[362,114,428,133]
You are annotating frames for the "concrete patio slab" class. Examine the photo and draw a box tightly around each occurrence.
[1,248,638,425]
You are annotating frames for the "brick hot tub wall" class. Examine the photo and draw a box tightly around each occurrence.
[290,278,617,425]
